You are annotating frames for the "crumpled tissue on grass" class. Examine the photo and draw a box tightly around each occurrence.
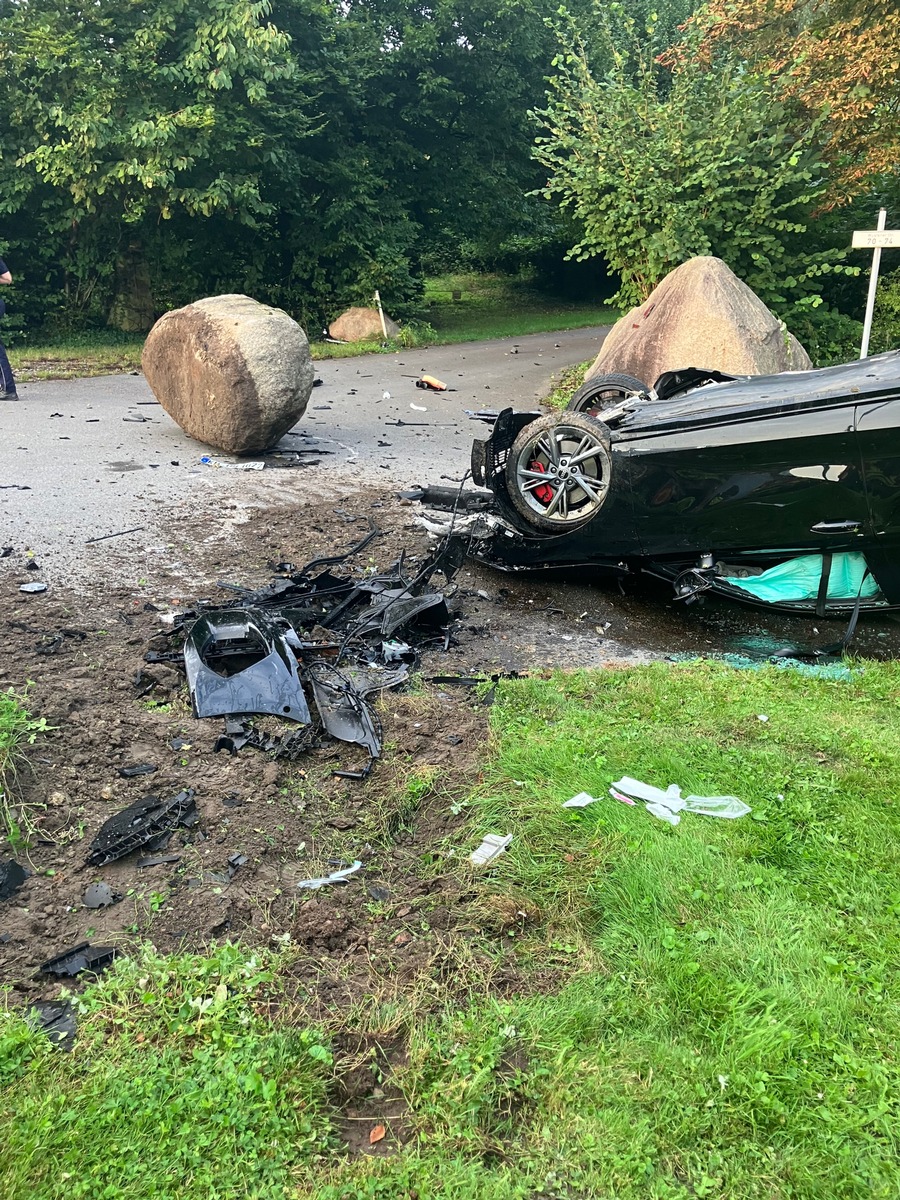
[609,776,750,825]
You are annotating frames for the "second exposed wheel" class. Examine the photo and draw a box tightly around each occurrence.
[567,372,647,418]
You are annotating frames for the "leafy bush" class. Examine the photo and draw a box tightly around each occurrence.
[872,267,900,353]
[534,15,858,311]
[781,303,864,366]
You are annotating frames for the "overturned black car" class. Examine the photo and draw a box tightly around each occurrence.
[464,350,900,616]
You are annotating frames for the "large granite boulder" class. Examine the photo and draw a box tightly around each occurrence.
[328,306,400,342]
[589,256,812,387]
[142,294,314,454]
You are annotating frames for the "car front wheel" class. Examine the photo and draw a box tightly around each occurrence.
[505,412,612,532]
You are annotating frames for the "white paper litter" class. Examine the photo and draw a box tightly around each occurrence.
[470,833,512,867]
[610,776,750,821]
[563,792,600,808]
[297,861,363,890]
[200,456,265,471]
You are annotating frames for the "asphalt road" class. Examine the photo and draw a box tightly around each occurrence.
[0,327,607,589]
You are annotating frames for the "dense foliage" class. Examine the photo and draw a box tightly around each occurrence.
[0,0,895,353]
[0,0,572,334]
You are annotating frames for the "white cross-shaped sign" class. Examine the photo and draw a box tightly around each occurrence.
[853,209,899,359]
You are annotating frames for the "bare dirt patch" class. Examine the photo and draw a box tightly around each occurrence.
[0,490,521,1003]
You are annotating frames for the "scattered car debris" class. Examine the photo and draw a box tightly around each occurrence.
[204,853,249,885]
[151,528,462,776]
[85,526,145,545]
[118,762,157,778]
[40,942,118,978]
[19,582,47,594]
[199,456,265,470]
[298,860,363,890]
[86,789,198,867]
[469,833,512,867]
[0,859,28,901]
[137,853,182,868]
[416,375,447,391]
[83,882,121,909]
[609,776,750,824]
[27,999,78,1050]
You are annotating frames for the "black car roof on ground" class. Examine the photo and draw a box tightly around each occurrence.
[614,350,900,437]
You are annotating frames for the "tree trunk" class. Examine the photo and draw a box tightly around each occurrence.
[108,241,156,332]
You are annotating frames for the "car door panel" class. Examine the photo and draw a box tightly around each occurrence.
[620,405,868,557]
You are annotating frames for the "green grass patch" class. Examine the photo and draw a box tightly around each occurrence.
[316,661,900,1198]
[546,357,591,410]
[0,690,49,847]
[9,330,144,381]
[421,272,618,343]
[0,945,333,1199]
[6,662,900,1198]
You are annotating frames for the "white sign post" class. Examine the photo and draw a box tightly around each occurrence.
[852,209,900,359]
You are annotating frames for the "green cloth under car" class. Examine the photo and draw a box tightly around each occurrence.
[722,552,879,603]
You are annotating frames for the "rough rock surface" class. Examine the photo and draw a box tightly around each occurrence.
[142,294,314,454]
[589,256,812,387]
[329,306,400,342]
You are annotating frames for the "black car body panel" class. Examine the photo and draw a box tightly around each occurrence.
[469,351,900,614]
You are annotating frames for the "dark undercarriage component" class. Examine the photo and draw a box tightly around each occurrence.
[151,526,462,775]
[86,789,198,867]
[184,610,311,722]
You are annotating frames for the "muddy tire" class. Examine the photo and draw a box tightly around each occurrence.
[568,372,646,418]
[505,412,612,532]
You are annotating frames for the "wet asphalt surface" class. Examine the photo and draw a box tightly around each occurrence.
[2,325,900,666]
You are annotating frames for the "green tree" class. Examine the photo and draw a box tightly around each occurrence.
[0,0,301,329]
[533,12,855,310]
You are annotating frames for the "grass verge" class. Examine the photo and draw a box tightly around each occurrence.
[0,690,49,847]
[5,661,898,1198]
[8,274,618,379]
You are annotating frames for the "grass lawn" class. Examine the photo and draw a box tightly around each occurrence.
[418,271,618,343]
[4,660,899,1198]
[7,274,618,380]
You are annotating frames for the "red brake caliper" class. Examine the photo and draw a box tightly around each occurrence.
[529,460,554,505]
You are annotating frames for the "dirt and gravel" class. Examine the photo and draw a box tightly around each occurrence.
[5,328,900,1033]
[5,482,900,1004]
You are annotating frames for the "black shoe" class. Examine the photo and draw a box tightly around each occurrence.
[0,390,19,400]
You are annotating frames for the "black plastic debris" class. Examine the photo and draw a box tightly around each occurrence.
[0,859,28,901]
[133,669,158,698]
[205,852,248,885]
[137,853,181,868]
[86,789,198,867]
[118,762,157,778]
[184,610,311,722]
[153,528,465,776]
[27,999,77,1050]
[35,629,87,656]
[85,526,144,544]
[83,882,120,909]
[40,942,117,978]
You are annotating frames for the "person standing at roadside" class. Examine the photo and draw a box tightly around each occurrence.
[0,255,18,400]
